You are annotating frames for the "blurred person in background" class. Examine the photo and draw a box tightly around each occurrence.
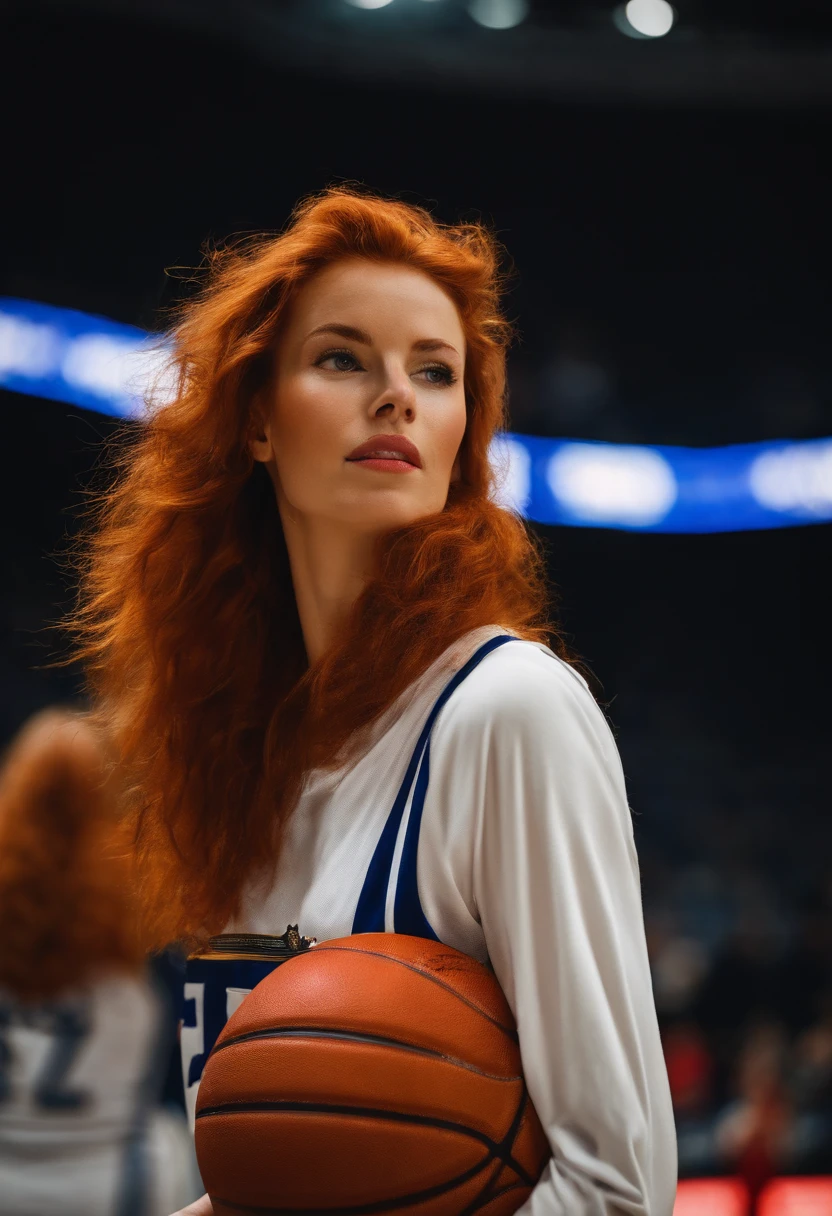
[713,1018,795,1210]
[0,708,198,1216]
[784,985,832,1172]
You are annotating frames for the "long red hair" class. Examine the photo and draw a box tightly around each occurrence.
[64,185,570,951]
[0,709,143,1001]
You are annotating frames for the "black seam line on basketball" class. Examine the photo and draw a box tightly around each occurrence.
[465,1177,529,1215]
[209,1151,496,1216]
[470,1182,530,1213]
[211,1025,522,1082]
[499,1081,532,1176]
[195,1100,535,1184]
[458,1154,505,1216]
[296,946,519,1043]
[208,1179,534,1216]
[459,1085,534,1214]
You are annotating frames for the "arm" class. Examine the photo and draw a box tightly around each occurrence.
[437,646,678,1214]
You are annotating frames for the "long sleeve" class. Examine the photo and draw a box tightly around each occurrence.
[431,644,678,1215]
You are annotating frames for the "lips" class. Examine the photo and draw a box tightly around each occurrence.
[346,434,422,468]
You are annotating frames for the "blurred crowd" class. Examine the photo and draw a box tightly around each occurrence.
[636,732,832,1203]
[595,621,832,1204]
[649,872,832,1199]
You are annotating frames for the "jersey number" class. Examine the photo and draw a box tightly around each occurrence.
[0,1001,92,1110]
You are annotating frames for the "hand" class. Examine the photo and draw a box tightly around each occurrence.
[171,1196,213,1216]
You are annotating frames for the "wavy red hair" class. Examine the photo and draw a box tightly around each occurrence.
[0,709,143,1001]
[64,185,570,951]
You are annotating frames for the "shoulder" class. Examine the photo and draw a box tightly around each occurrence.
[439,636,606,742]
[431,636,626,801]
[424,637,637,882]
[429,636,634,857]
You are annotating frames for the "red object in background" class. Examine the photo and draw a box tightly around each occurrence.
[735,1091,793,1202]
[758,1176,832,1215]
[674,1178,750,1215]
[664,1022,715,1115]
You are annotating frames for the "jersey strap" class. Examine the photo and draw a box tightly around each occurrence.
[352,633,516,938]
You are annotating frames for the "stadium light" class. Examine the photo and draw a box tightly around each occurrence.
[621,0,675,38]
[344,0,395,9]
[467,0,529,31]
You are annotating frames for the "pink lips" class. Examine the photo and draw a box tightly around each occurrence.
[349,457,417,474]
[345,434,422,468]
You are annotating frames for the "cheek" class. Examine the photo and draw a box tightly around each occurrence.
[434,391,468,463]
[269,375,350,465]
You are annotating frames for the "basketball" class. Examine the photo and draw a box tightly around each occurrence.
[194,932,551,1215]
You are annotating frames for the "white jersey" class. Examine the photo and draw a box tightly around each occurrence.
[0,972,197,1216]
[183,626,678,1214]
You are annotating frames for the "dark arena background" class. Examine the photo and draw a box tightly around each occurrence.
[1,1,831,1212]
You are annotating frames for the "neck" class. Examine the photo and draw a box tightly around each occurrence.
[278,504,378,667]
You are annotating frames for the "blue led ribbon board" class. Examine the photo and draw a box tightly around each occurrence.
[489,432,832,533]
[0,296,168,420]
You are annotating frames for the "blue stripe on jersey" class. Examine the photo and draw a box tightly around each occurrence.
[353,634,515,938]
[393,722,439,939]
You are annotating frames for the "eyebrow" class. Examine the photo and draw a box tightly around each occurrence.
[304,323,461,358]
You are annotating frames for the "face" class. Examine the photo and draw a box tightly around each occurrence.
[250,258,467,538]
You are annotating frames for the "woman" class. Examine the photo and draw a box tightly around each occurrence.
[69,186,678,1213]
[0,708,197,1215]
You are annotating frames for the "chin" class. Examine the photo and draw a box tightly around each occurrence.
[336,491,445,529]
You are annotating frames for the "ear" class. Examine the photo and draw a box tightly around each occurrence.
[450,452,462,483]
[248,397,273,464]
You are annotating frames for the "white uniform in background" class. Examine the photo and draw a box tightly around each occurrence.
[183,625,679,1215]
[0,971,198,1216]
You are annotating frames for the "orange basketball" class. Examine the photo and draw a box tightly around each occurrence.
[195,932,551,1215]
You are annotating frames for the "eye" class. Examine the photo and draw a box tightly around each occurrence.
[421,363,458,387]
[314,347,362,372]
[313,348,458,387]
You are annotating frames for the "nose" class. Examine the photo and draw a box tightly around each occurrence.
[370,362,416,420]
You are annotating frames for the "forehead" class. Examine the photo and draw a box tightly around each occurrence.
[283,258,465,348]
